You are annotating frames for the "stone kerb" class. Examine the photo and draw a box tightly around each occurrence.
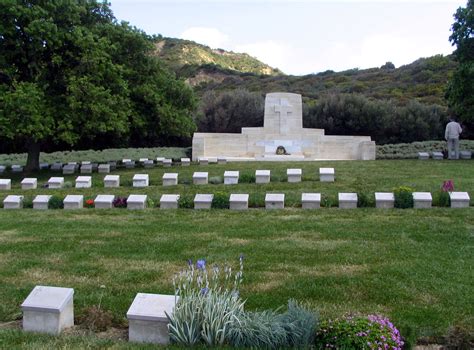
[162,173,178,186]
[12,165,23,173]
[432,151,444,160]
[21,178,38,190]
[95,195,115,209]
[181,158,190,166]
[319,168,335,182]
[418,152,429,160]
[198,157,209,165]
[194,194,213,209]
[160,194,180,209]
[63,195,83,210]
[133,174,149,187]
[412,192,432,209]
[33,195,52,210]
[98,164,110,174]
[48,177,64,189]
[193,172,208,185]
[302,193,321,209]
[80,164,92,174]
[127,293,178,344]
[163,159,172,167]
[0,165,6,174]
[104,175,120,188]
[375,192,394,209]
[21,285,74,335]
[224,171,239,185]
[127,194,147,210]
[460,150,472,159]
[338,193,358,209]
[75,176,92,189]
[3,195,24,209]
[265,193,285,209]
[287,168,302,183]
[0,179,12,190]
[62,164,76,175]
[230,194,249,210]
[255,170,271,184]
[449,192,470,208]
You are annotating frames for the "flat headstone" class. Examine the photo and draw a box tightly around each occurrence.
[301,193,321,209]
[255,170,271,184]
[39,163,50,170]
[12,165,23,173]
[122,158,132,164]
[95,195,115,209]
[75,176,92,189]
[33,195,52,210]
[229,193,249,210]
[287,168,302,183]
[80,164,92,174]
[139,158,149,163]
[62,164,76,175]
[21,285,74,335]
[338,192,358,209]
[162,173,178,186]
[198,157,208,165]
[156,157,165,165]
[217,157,227,165]
[181,158,190,166]
[265,193,285,209]
[418,152,430,160]
[160,194,180,209]
[412,192,432,209]
[133,174,149,187]
[104,175,120,188]
[162,159,171,168]
[449,192,470,208]
[143,160,155,168]
[319,168,335,182]
[125,160,136,169]
[0,179,12,190]
[81,161,91,165]
[21,178,38,190]
[127,194,147,210]
[3,195,23,209]
[460,150,472,159]
[63,195,83,209]
[47,177,64,189]
[51,163,62,171]
[193,172,208,185]
[375,192,394,209]
[98,164,110,173]
[432,151,443,160]
[127,293,177,344]
[224,171,239,185]
[194,194,213,209]
[0,165,5,174]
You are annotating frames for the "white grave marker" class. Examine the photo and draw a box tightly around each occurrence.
[301,193,321,209]
[194,194,213,209]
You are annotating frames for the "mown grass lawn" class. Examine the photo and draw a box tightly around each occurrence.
[0,159,473,348]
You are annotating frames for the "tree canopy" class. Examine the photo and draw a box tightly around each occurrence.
[0,0,196,170]
[446,0,474,127]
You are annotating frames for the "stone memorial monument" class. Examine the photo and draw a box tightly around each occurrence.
[192,92,375,161]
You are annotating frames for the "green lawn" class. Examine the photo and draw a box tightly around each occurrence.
[0,160,473,348]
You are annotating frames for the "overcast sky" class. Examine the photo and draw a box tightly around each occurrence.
[110,0,466,75]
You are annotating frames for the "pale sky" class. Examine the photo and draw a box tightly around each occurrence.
[110,0,466,75]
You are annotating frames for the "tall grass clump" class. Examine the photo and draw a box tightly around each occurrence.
[393,186,414,209]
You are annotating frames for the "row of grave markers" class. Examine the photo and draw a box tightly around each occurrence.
[0,168,336,190]
[2,191,471,210]
[21,285,175,344]
[418,151,472,160]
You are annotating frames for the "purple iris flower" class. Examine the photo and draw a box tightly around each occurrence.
[196,259,206,270]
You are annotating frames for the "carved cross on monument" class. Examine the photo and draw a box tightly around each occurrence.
[274,99,293,134]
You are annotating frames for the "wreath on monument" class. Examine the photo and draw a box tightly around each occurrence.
[276,146,289,155]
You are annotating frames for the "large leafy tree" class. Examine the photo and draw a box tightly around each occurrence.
[0,1,195,170]
[446,0,474,126]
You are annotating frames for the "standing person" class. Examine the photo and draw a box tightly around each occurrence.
[445,117,462,159]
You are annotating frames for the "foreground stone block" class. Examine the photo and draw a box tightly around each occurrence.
[21,178,38,190]
[160,194,180,209]
[62,164,76,175]
[375,192,394,209]
[193,172,208,185]
[180,158,190,166]
[104,175,120,188]
[3,195,23,209]
[217,157,227,165]
[75,176,92,189]
[432,151,443,160]
[194,194,213,209]
[80,164,92,174]
[12,164,23,173]
[63,195,83,209]
[127,293,177,344]
[33,195,52,210]
[319,168,335,182]
[418,152,430,160]
[133,174,149,187]
[128,194,147,210]
[95,195,115,209]
[287,168,302,183]
[230,194,248,210]
[162,173,178,186]
[163,159,172,168]
[460,150,472,159]
[98,164,110,174]
[48,177,64,189]
[0,179,12,190]
[412,192,432,209]
[449,192,470,208]
[21,285,74,335]
[265,193,285,209]
[224,171,239,185]
[198,157,208,165]
[255,170,270,184]
[301,193,321,209]
[338,193,358,209]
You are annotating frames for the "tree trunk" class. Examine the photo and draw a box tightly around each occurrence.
[25,141,41,172]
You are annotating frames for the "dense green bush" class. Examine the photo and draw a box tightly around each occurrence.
[212,192,229,209]
[376,140,474,159]
[394,186,414,209]
[239,173,256,183]
[209,176,223,184]
[178,194,194,209]
[48,195,64,209]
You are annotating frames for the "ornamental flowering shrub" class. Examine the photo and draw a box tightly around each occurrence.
[84,199,94,208]
[112,197,127,208]
[437,180,454,207]
[442,180,455,192]
[315,314,404,350]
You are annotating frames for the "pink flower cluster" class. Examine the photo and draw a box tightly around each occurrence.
[442,179,455,192]
[367,314,404,350]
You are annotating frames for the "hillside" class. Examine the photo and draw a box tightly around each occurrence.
[153,37,283,77]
